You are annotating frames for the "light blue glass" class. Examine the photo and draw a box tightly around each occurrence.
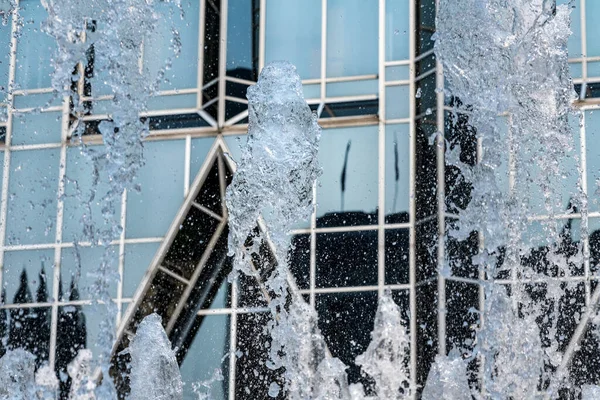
[190,137,215,188]
[585,110,600,212]
[0,18,11,99]
[11,112,61,145]
[386,65,410,81]
[180,315,229,400]
[586,0,600,57]
[568,0,582,58]
[146,94,197,112]
[386,0,410,61]
[122,242,159,298]
[62,145,122,243]
[326,79,378,98]
[265,0,321,80]
[16,1,56,89]
[227,0,253,75]
[6,148,59,245]
[145,0,199,90]
[3,249,54,304]
[317,125,378,220]
[570,62,582,80]
[385,124,410,217]
[60,245,119,300]
[303,84,321,101]
[223,134,246,163]
[126,140,185,238]
[327,0,378,77]
[587,62,600,79]
[385,85,410,120]
[13,93,62,110]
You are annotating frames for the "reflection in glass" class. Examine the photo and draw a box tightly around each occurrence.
[317,126,378,226]
[385,124,410,222]
[316,231,377,288]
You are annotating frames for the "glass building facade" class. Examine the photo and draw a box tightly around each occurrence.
[0,0,600,398]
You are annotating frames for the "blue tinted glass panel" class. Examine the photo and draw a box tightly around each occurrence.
[386,65,410,81]
[227,0,253,76]
[126,140,185,238]
[145,1,200,90]
[385,124,410,219]
[223,134,245,163]
[11,112,61,145]
[588,62,600,79]
[16,1,56,89]
[190,137,215,189]
[0,19,11,99]
[386,0,410,61]
[327,0,378,77]
[317,126,378,225]
[326,80,377,98]
[303,84,321,100]
[7,149,59,245]
[3,249,53,304]
[61,245,119,300]
[180,315,229,399]
[62,146,121,243]
[265,0,321,80]
[146,94,197,111]
[385,85,410,120]
[13,93,62,110]
[122,242,159,298]
[568,0,582,58]
[570,62,582,79]
[586,0,600,57]
[586,110,600,212]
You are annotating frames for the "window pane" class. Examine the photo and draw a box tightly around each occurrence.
[265,0,321,80]
[7,149,59,245]
[316,126,378,226]
[386,0,410,61]
[63,146,122,243]
[3,249,53,305]
[316,231,377,288]
[326,0,378,77]
[385,124,410,221]
[227,0,255,80]
[180,315,229,399]
[16,1,56,89]
[144,0,200,90]
[61,245,119,300]
[126,140,185,238]
[12,112,61,146]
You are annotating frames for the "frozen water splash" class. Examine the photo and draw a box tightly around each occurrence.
[354,292,411,400]
[421,351,471,400]
[0,349,57,399]
[435,0,577,396]
[127,313,182,400]
[479,286,544,398]
[226,61,320,264]
[67,349,96,400]
[38,1,182,396]
[226,61,415,399]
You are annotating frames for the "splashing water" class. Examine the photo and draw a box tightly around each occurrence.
[435,0,578,396]
[39,1,182,396]
[126,314,182,400]
[226,62,413,399]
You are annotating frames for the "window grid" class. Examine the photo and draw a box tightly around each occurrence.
[0,0,417,398]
